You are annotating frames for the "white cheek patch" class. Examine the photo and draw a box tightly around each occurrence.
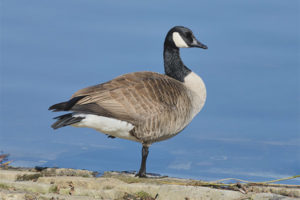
[172,32,189,48]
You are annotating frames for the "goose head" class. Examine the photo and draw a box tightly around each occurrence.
[164,26,207,49]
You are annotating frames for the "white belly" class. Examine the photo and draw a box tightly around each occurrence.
[72,114,138,141]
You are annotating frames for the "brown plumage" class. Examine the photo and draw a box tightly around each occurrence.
[69,71,192,143]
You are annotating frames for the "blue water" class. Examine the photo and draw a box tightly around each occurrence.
[1,0,299,184]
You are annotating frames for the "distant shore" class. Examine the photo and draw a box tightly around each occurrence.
[0,167,298,200]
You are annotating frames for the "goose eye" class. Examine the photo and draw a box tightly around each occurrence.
[185,32,193,43]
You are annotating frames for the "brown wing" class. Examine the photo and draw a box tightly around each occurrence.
[70,71,191,125]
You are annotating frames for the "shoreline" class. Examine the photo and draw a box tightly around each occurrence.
[0,167,299,200]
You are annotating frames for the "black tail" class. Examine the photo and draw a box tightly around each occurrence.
[49,96,87,129]
[51,113,85,130]
[48,96,86,112]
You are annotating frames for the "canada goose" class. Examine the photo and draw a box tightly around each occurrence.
[49,26,207,177]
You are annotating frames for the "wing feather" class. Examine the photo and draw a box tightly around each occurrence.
[69,72,191,129]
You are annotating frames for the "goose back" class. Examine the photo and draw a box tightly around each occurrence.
[69,71,193,143]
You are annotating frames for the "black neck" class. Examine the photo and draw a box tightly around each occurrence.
[163,45,191,82]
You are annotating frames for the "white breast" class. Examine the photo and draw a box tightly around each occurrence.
[72,114,138,142]
[183,71,207,118]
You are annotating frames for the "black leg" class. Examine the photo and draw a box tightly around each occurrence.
[136,145,149,177]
